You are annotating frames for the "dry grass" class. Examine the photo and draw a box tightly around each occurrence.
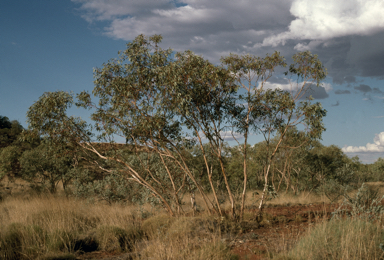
[180,190,330,215]
[0,196,143,259]
[265,192,329,206]
[274,218,384,260]
[137,214,237,260]
[137,235,235,260]
[2,183,384,260]
[0,195,237,260]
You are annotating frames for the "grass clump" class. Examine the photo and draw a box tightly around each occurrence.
[137,235,237,260]
[166,216,215,239]
[141,214,174,238]
[95,225,142,252]
[0,196,140,259]
[0,223,48,260]
[279,218,384,260]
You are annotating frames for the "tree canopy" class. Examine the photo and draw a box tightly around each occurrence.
[0,116,24,149]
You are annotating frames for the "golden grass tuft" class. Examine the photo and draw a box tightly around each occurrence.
[274,218,384,260]
[0,196,142,259]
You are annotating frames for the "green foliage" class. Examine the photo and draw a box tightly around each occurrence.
[25,91,92,148]
[332,183,384,221]
[72,170,139,204]
[0,145,23,179]
[19,142,75,193]
[0,116,24,149]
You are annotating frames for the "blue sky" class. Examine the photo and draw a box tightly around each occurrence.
[1,0,384,163]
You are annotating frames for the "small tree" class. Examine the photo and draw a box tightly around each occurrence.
[19,141,75,193]
[0,146,23,180]
[0,116,24,149]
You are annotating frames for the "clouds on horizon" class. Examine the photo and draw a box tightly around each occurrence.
[342,132,384,153]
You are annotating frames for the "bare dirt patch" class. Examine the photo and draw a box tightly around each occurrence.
[230,203,338,260]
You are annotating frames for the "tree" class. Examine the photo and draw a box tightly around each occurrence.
[0,116,40,181]
[0,116,24,149]
[221,50,327,218]
[0,145,23,180]
[26,34,327,219]
[19,141,76,193]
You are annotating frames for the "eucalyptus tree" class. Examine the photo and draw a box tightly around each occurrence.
[19,141,75,193]
[221,51,327,217]
[26,35,227,215]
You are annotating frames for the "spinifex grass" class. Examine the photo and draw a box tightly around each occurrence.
[275,218,384,260]
[0,195,237,260]
[0,196,141,259]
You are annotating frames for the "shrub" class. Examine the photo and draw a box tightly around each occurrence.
[332,183,384,221]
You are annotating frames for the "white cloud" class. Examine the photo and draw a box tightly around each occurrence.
[260,80,332,100]
[322,83,333,92]
[73,0,172,22]
[262,81,292,91]
[197,130,244,142]
[263,0,384,47]
[220,131,244,141]
[342,132,384,153]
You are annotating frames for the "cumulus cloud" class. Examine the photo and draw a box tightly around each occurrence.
[335,90,351,94]
[262,0,384,47]
[342,132,384,153]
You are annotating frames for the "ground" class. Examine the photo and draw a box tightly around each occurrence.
[230,203,337,260]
